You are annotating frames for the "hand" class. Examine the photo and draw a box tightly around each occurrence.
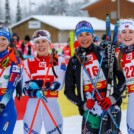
[99,97,112,111]
[29,81,40,90]
[86,99,95,110]
[100,41,109,50]
[45,81,60,91]
[0,103,5,114]
[36,90,47,102]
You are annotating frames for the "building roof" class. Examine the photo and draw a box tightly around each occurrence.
[82,0,134,10]
[10,15,114,31]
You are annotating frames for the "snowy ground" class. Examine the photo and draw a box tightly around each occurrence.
[14,110,127,134]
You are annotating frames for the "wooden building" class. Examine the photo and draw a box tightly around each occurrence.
[82,0,134,24]
[10,15,114,43]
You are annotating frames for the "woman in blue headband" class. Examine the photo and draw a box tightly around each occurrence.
[0,23,21,134]
[64,20,126,133]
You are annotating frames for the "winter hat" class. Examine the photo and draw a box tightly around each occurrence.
[0,23,11,42]
[75,20,94,38]
[32,30,51,44]
[119,19,134,33]
[24,35,31,41]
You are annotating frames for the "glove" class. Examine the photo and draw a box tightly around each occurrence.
[29,81,40,90]
[36,90,47,102]
[0,103,5,114]
[36,90,43,98]
[16,81,22,100]
[86,99,95,110]
[45,81,60,91]
[100,41,109,50]
[99,97,113,111]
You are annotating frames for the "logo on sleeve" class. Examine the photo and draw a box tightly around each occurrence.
[60,62,66,70]
[12,65,20,73]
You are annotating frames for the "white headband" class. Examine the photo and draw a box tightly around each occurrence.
[119,20,134,32]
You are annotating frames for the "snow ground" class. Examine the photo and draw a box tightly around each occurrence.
[14,110,127,134]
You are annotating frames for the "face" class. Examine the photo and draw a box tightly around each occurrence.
[34,38,50,56]
[13,36,17,41]
[77,32,93,48]
[0,36,9,52]
[119,29,134,47]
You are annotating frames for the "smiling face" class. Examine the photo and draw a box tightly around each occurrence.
[119,29,134,47]
[0,36,9,52]
[77,32,93,48]
[34,38,50,56]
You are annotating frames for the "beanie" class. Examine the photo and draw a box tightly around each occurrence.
[32,30,51,44]
[0,24,11,42]
[75,20,94,38]
[24,35,31,41]
[119,19,134,33]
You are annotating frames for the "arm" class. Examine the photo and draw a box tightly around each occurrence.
[112,58,126,100]
[0,60,21,113]
[64,58,84,107]
[52,56,66,91]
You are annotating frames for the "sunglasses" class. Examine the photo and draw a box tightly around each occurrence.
[0,24,10,33]
[75,21,92,30]
[33,30,49,39]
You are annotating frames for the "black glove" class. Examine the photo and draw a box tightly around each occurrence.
[0,103,5,114]
[100,41,109,50]
[16,81,22,100]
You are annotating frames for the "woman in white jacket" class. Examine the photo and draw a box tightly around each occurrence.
[22,30,66,134]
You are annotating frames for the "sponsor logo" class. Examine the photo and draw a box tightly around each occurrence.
[84,86,89,91]
[130,85,134,90]
[12,65,20,73]
[60,62,66,70]
[39,62,46,68]
[126,53,132,60]
[87,54,93,61]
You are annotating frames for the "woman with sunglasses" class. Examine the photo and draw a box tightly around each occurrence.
[22,30,66,134]
[117,19,134,134]
[0,23,21,134]
[64,20,126,133]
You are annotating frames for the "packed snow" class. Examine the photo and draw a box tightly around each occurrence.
[14,110,127,134]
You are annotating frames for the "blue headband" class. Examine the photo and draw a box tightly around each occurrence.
[75,26,94,38]
[0,29,11,42]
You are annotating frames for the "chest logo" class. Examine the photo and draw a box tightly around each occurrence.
[126,53,132,60]
[39,62,46,68]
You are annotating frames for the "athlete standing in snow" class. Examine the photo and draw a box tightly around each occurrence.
[118,19,134,134]
[0,23,21,134]
[64,20,126,133]
[22,30,66,134]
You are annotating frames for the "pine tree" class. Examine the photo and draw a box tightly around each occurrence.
[16,0,21,22]
[5,0,11,25]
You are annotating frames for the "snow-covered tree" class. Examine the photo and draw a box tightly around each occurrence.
[65,2,88,16]
[16,0,21,22]
[5,0,11,25]
[37,0,87,16]
[38,0,69,15]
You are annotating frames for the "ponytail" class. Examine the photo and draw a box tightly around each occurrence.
[118,51,123,71]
